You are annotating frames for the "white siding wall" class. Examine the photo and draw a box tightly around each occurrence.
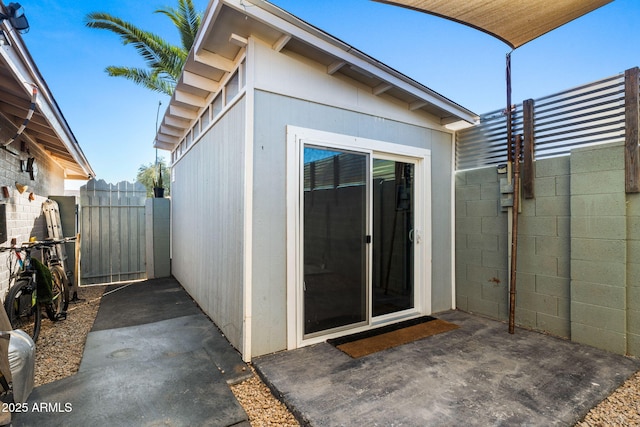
[251,91,455,356]
[171,98,246,351]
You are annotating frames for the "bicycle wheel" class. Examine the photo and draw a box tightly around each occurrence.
[4,278,41,342]
[46,265,69,321]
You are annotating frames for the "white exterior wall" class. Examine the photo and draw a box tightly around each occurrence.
[171,98,246,352]
[0,140,66,296]
[249,41,456,357]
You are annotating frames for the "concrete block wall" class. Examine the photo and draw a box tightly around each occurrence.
[629,190,640,355]
[455,166,509,319]
[456,141,640,356]
[570,143,628,354]
[0,141,66,296]
[516,156,571,338]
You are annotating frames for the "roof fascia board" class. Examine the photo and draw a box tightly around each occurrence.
[239,0,477,123]
[0,23,94,177]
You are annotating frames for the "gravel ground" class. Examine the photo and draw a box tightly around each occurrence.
[33,286,639,426]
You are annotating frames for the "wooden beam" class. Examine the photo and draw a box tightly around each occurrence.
[373,83,392,96]
[409,100,427,111]
[273,34,291,52]
[194,50,234,72]
[327,60,345,75]
[625,67,640,193]
[174,90,207,108]
[182,71,219,92]
[523,99,535,199]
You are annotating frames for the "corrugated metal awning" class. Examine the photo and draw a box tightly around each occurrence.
[374,0,613,49]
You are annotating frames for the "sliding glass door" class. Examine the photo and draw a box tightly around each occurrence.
[302,145,418,339]
[303,146,368,335]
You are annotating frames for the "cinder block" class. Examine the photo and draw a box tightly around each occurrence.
[513,272,536,294]
[571,238,626,262]
[571,259,625,287]
[536,235,570,258]
[535,176,558,197]
[555,175,570,196]
[535,196,570,217]
[536,156,570,177]
[457,248,482,265]
[571,193,626,216]
[536,312,570,338]
[455,294,468,311]
[480,182,499,201]
[467,233,499,251]
[464,167,499,184]
[481,215,508,235]
[466,199,498,217]
[570,216,626,240]
[571,280,626,309]
[516,290,559,316]
[557,216,570,237]
[518,216,557,236]
[627,333,640,357]
[570,301,625,333]
[467,297,500,319]
[455,172,467,187]
[570,142,624,173]
[481,279,508,302]
[456,217,482,234]
[571,322,626,355]
[628,193,640,216]
[516,253,558,276]
[535,275,570,299]
[571,170,625,195]
[514,306,537,328]
[466,263,498,282]
[627,309,640,335]
[456,184,482,202]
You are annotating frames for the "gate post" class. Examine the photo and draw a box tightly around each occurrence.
[146,198,171,279]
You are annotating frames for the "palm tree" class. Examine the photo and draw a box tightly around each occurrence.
[85,0,201,95]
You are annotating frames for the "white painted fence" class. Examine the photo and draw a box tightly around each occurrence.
[79,179,147,285]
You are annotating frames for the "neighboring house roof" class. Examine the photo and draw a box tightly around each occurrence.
[375,0,613,49]
[154,0,479,151]
[0,2,94,180]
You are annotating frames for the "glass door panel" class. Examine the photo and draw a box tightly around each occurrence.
[372,159,414,317]
[303,146,368,336]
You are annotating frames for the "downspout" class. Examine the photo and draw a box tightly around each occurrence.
[509,134,522,334]
[505,51,519,334]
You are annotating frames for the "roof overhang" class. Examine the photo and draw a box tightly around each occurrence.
[154,0,479,151]
[0,2,94,180]
[374,0,613,49]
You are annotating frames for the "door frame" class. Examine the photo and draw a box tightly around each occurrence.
[285,126,432,350]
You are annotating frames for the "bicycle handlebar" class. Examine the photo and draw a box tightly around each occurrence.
[0,236,77,252]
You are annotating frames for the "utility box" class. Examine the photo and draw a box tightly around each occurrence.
[146,198,170,279]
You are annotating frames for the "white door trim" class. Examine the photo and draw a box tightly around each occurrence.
[285,126,432,350]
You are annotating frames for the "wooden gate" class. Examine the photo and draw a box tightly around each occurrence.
[79,179,147,285]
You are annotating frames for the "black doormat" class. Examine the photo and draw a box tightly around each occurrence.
[328,316,459,358]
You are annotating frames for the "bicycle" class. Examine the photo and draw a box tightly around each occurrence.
[0,237,75,342]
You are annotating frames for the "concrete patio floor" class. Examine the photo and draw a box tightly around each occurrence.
[253,310,640,426]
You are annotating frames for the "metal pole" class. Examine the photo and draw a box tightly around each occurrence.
[509,134,522,334]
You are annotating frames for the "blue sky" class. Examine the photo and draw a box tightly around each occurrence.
[17,0,640,186]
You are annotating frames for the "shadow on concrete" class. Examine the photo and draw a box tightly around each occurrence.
[254,310,640,426]
[13,277,251,427]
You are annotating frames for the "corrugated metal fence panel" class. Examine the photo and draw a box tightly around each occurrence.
[79,179,147,285]
[456,72,627,170]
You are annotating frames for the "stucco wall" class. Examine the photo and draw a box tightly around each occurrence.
[456,141,640,356]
